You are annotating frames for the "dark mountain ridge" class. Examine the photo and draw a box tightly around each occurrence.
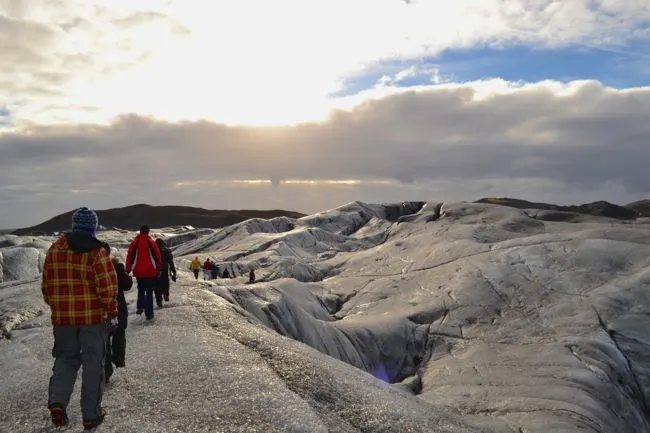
[12,204,306,235]
[475,197,640,219]
[624,200,650,217]
[11,197,650,236]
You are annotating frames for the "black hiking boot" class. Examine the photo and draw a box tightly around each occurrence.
[136,309,143,315]
[156,301,163,308]
[49,404,69,427]
[83,407,106,431]
[164,296,169,302]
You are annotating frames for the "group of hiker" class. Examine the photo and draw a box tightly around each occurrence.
[40,208,177,430]
[190,256,238,280]
[40,206,260,430]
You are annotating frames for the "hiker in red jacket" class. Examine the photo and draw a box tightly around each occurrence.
[202,258,212,280]
[125,225,162,320]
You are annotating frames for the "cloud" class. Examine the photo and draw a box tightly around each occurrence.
[1,0,649,126]
[2,1,650,226]
[0,0,189,125]
[1,79,650,227]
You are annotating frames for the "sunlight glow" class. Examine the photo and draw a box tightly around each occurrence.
[174,179,399,188]
[282,180,396,185]
[3,0,650,126]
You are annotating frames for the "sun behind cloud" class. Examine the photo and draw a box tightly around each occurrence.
[2,0,650,227]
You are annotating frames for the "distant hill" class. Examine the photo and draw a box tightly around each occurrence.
[12,204,306,235]
[624,200,650,217]
[475,197,638,220]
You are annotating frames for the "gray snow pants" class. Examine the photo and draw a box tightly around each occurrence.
[48,323,107,421]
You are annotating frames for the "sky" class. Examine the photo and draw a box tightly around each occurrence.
[1,0,650,228]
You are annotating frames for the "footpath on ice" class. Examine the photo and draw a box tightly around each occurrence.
[0,275,482,433]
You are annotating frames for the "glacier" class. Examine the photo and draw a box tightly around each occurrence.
[1,200,650,432]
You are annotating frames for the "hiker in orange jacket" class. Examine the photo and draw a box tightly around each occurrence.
[190,257,201,279]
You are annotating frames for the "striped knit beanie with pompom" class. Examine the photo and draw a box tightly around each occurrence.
[71,207,98,237]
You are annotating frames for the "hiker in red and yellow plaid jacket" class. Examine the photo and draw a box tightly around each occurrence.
[42,207,117,430]
[42,235,118,325]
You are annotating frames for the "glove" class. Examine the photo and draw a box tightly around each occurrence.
[106,317,119,333]
[171,273,177,282]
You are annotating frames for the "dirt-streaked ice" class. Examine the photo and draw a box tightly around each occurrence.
[2,201,650,432]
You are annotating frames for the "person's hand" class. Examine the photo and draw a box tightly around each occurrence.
[171,273,177,282]
[106,317,119,333]
[156,271,162,278]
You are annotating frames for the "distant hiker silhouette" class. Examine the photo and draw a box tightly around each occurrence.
[249,269,256,284]
[190,257,201,279]
[101,242,132,383]
[125,225,162,320]
[154,238,176,307]
[43,207,117,430]
[210,261,218,279]
[202,258,212,280]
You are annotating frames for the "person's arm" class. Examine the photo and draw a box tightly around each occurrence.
[116,263,133,291]
[94,250,118,319]
[149,238,163,274]
[168,251,177,277]
[124,240,135,274]
[41,252,50,304]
